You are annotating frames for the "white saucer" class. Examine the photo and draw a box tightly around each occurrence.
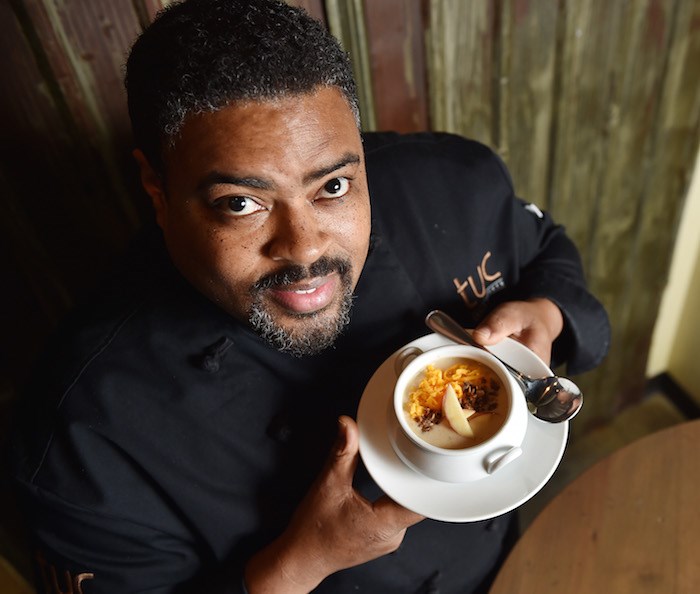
[357,333,568,522]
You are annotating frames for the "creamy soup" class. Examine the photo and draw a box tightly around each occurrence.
[403,357,509,449]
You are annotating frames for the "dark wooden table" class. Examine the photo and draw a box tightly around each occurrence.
[490,419,700,593]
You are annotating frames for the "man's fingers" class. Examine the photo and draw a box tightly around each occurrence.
[473,304,524,345]
[473,300,560,364]
[373,495,424,529]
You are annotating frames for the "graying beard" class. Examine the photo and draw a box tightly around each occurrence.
[248,293,354,357]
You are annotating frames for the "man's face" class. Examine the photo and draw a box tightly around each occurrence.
[142,87,371,355]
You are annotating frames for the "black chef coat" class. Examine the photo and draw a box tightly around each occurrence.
[11,132,610,593]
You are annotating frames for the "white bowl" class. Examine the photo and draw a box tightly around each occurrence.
[391,344,528,483]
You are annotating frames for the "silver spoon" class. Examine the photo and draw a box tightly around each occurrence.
[425,310,583,423]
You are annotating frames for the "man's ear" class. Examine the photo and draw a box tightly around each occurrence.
[133,149,167,228]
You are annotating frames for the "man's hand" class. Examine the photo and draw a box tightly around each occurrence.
[244,416,424,593]
[472,298,564,365]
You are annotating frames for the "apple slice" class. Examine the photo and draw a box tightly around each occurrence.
[442,384,475,438]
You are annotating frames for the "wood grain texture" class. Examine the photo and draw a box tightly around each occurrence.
[490,420,700,593]
[132,0,169,27]
[364,0,429,132]
[325,0,376,129]
[2,0,151,383]
[612,0,700,404]
[498,0,559,209]
[22,0,142,205]
[1,1,78,378]
[423,0,700,428]
[551,0,666,425]
[426,0,497,146]
[553,0,700,430]
[1,0,699,430]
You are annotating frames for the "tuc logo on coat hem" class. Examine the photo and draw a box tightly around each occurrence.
[35,550,94,594]
[453,251,504,309]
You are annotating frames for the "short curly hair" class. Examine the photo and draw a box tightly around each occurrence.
[125,0,359,170]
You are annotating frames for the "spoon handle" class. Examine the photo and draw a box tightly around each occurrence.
[424,310,532,386]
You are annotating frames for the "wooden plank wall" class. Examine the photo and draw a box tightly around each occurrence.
[2,0,699,435]
[2,0,151,401]
[329,0,700,433]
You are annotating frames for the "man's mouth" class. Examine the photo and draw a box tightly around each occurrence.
[267,273,340,314]
[248,258,355,355]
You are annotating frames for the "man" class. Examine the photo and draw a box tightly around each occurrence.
[11,0,610,592]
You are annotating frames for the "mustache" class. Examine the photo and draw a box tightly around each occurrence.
[252,257,352,292]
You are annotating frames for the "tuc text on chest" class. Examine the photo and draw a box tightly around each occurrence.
[453,251,504,308]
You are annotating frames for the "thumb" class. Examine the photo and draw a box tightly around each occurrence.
[327,415,360,480]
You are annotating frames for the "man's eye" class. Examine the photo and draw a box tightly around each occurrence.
[220,196,263,216]
[320,177,350,199]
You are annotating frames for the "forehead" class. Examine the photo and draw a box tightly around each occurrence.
[162,87,362,178]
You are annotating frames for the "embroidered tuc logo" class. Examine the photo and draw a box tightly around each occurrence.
[36,550,94,594]
[453,251,504,308]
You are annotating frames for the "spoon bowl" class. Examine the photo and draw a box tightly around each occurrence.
[425,310,583,423]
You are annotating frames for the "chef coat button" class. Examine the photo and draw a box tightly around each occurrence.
[267,413,293,443]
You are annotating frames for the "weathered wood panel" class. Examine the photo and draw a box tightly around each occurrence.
[2,0,153,383]
[547,2,621,261]
[549,0,700,432]
[2,0,699,435]
[421,0,700,432]
[0,0,74,377]
[498,0,559,210]
[20,0,144,222]
[1,1,92,379]
[364,0,429,132]
[133,0,169,26]
[607,0,700,404]
[551,1,664,427]
[325,0,376,129]
[426,0,497,146]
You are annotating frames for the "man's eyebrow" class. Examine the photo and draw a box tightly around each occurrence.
[197,172,273,192]
[302,153,361,185]
[196,153,361,192]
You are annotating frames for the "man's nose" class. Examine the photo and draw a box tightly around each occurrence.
[266,205,331,265]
